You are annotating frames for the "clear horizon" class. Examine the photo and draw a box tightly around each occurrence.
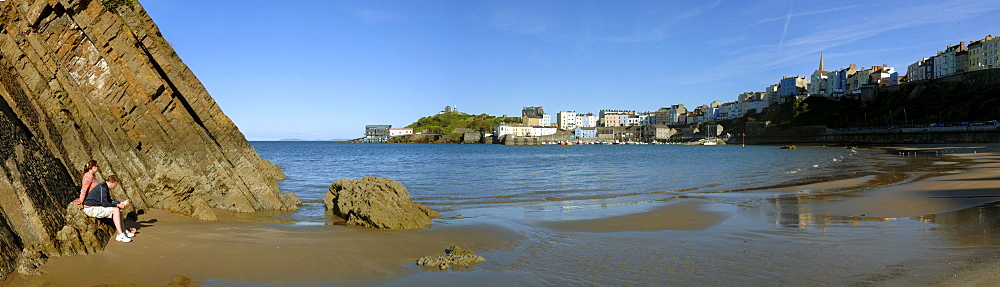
[142,0,1000,140]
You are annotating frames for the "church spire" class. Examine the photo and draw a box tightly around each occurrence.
[819,50,825,71]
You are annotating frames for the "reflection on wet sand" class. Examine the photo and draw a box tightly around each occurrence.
[915,203,1000,246]
[537,199,729,232]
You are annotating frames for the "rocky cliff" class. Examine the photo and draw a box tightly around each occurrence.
[0,0,299,279]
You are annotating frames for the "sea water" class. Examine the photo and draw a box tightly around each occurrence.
[247,142,999,285]
[251,142,879,224]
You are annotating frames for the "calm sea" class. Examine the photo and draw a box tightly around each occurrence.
[250,142,886,224]
[248,142,998,285]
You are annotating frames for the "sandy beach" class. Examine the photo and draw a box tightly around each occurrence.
[6,144,1000,286]
[4,210,524,286]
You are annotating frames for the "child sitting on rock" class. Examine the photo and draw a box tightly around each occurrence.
[82,175,136,243]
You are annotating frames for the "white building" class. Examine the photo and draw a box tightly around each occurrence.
[638,112,656,126]
[557,111,578,130]
[577,114,598,128]
[541,114,552,127]
[741,100,768,115]
[389,128,413,137]
[809,70,830,96]
[765,84,781,106]
[493,124,532,137]
[626,115,641,126]
[724,102,741,119]
[530,126,557,137]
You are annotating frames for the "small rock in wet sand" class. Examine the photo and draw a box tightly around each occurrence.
[417,246,486,270]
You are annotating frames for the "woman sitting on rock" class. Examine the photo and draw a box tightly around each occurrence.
[82,175,135,243]
[73,160,99,205]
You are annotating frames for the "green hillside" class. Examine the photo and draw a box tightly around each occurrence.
[405,112,522,137]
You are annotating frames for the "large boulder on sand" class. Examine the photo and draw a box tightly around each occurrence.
[324,176,442,229]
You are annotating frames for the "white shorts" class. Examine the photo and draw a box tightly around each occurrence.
[83,206,115,218]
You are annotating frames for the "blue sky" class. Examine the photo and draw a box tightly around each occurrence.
[141,0,1000,140]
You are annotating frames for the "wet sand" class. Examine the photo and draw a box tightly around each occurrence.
[7,144,1000,286]
[827,145,1000,218]
[538,199,729,232]
[5,210,524,286]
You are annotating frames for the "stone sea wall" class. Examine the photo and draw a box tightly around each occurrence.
[0,0,299,279]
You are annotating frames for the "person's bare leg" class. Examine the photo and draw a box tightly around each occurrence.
[119,200,135,234]
[112,207,123,235]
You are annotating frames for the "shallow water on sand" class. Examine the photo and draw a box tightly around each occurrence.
[251,142,888,224]
[240,142,1000,285]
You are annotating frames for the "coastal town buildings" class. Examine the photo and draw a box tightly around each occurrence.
[809,69,829,96]
[704,124,724,137]
[740,100,768,116]
[908,59,930,82]
[638,112,656,126]
[557,111,578,130]
[724,102,740,120]
[765,84,781,106]
[494,124,531,137]
[934,42,967,78]
[532,126,557,137]
[831,65,857,97]
[627,115,641,126]
[969,35,1000,71]
[599,110,635,127]
[779,76,809,102]
[475,34,1000,143]
[523,117,542,126]
[654,126,675,139]
[808,51,829,96]
[653,108,670,125]
[738,92,765,103]
[654,104,687,125]
[494,124,557,137]
[522,106,550,126]
[907,35,999,82]
[852,67,874,91]
[870,66,897,87]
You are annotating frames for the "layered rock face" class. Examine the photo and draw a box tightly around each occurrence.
[0,0,299,279]
[325,176,441,229]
